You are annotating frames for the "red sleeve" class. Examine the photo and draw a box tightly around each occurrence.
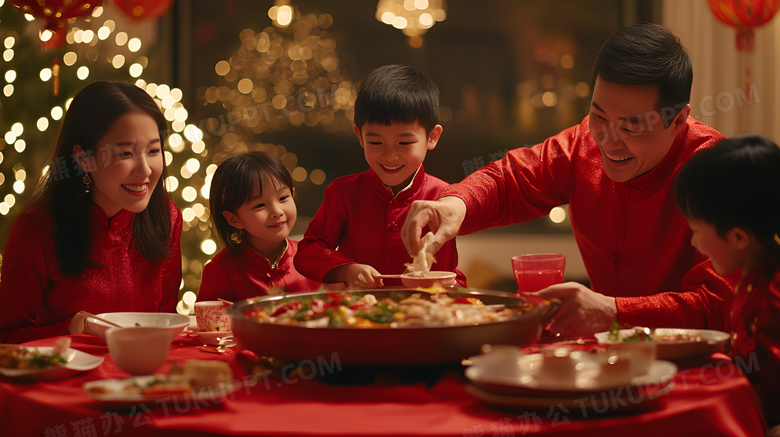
[294,182,355,282]
[198,255,234,302]
[0,213,70,343]
[615,259,738,330]
[441,127,576,234]
[753,276,780,425]
[157,203,183,312]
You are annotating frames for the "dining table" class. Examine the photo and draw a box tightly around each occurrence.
[0,332,768,437]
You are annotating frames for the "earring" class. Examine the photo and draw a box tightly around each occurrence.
[82,173,92,193]
[229,228,243,244]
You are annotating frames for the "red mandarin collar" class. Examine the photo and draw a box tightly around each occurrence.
[89,205,132,231]
[239,240,290,281]
[368,165,426,202]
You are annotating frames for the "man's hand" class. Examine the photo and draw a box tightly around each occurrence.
[326,263,383,289]
[535,282,617,338]
[401,196,467,257]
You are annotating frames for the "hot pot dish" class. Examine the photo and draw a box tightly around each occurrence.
[228,288,559,364]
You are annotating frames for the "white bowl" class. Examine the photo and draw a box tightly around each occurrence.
[106,326,176,376]
[400,271,457,289]
[85,312,190,341]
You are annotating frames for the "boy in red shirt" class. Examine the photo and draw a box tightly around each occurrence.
[676,135,780,429]
[295,64,466,288]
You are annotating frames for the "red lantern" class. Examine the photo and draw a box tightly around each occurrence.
[113,0,174,20]
[707,0,780,52]
[10,0,102,50]
[707,0,780,131]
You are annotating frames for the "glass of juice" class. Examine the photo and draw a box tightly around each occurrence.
[511,253,566,293]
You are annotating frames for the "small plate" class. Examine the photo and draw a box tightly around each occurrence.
[465,352,678,396]
[185,327,234,346]
[0,346,104,381]
[594,328,729,361]
[83,375,240,407]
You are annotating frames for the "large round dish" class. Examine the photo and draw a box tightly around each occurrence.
[228,288,559,365]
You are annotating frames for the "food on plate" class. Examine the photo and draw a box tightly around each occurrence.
[608,322,652,342]
[168,359,233,390]
[248,289,533,328]
[85,359,234,396]
[0,337,70,369]
[607,322,704,343]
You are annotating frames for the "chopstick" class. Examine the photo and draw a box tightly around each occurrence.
[218,298,234,305]
[77,311,123,328]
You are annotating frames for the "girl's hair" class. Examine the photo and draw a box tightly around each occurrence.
[675,135,780,248]
[31,81,172,276]
[209,151,294,254]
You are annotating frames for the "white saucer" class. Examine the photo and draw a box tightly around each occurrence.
[185,328,233,346]
[465,352,678,396]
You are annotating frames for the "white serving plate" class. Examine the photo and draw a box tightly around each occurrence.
[465,380,675,412]
[83,375,240,407]
[0,346,103,381]
[594,328,729,361]
[465,351,677,397]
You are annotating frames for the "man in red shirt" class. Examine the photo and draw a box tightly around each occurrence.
[401,23,737,337]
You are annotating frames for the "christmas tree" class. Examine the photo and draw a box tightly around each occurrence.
[0,1,205,302]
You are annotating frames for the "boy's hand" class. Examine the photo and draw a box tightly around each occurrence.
[327,264,383,289]
[401,197,467,257]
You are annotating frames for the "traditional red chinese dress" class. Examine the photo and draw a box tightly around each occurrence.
[295,167,466,286]
[442,116,736,329]
[729,254,780,427]
[198,239,321,302]
[0,202,183,343]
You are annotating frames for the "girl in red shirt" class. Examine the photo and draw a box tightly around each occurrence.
[198,151,320,302]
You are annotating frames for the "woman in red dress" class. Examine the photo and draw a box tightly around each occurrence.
[0,81,182,343]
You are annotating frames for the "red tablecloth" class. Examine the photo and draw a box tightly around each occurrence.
[0,334,767,437]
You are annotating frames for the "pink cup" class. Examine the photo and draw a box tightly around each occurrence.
[194,301,231,332]
[511,253,566,293]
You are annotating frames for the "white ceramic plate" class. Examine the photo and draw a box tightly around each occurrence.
[85,312,190,341]
[466,381,675,412]
[465,352,677,396]
[0,346,104,381]
[594,328,730,361]
[83,375,240,407]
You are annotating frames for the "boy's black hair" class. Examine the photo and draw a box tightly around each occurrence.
[593,23,692,127]
[675,135,780,247]
[209,151,294,255]
[353,64,440,134]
